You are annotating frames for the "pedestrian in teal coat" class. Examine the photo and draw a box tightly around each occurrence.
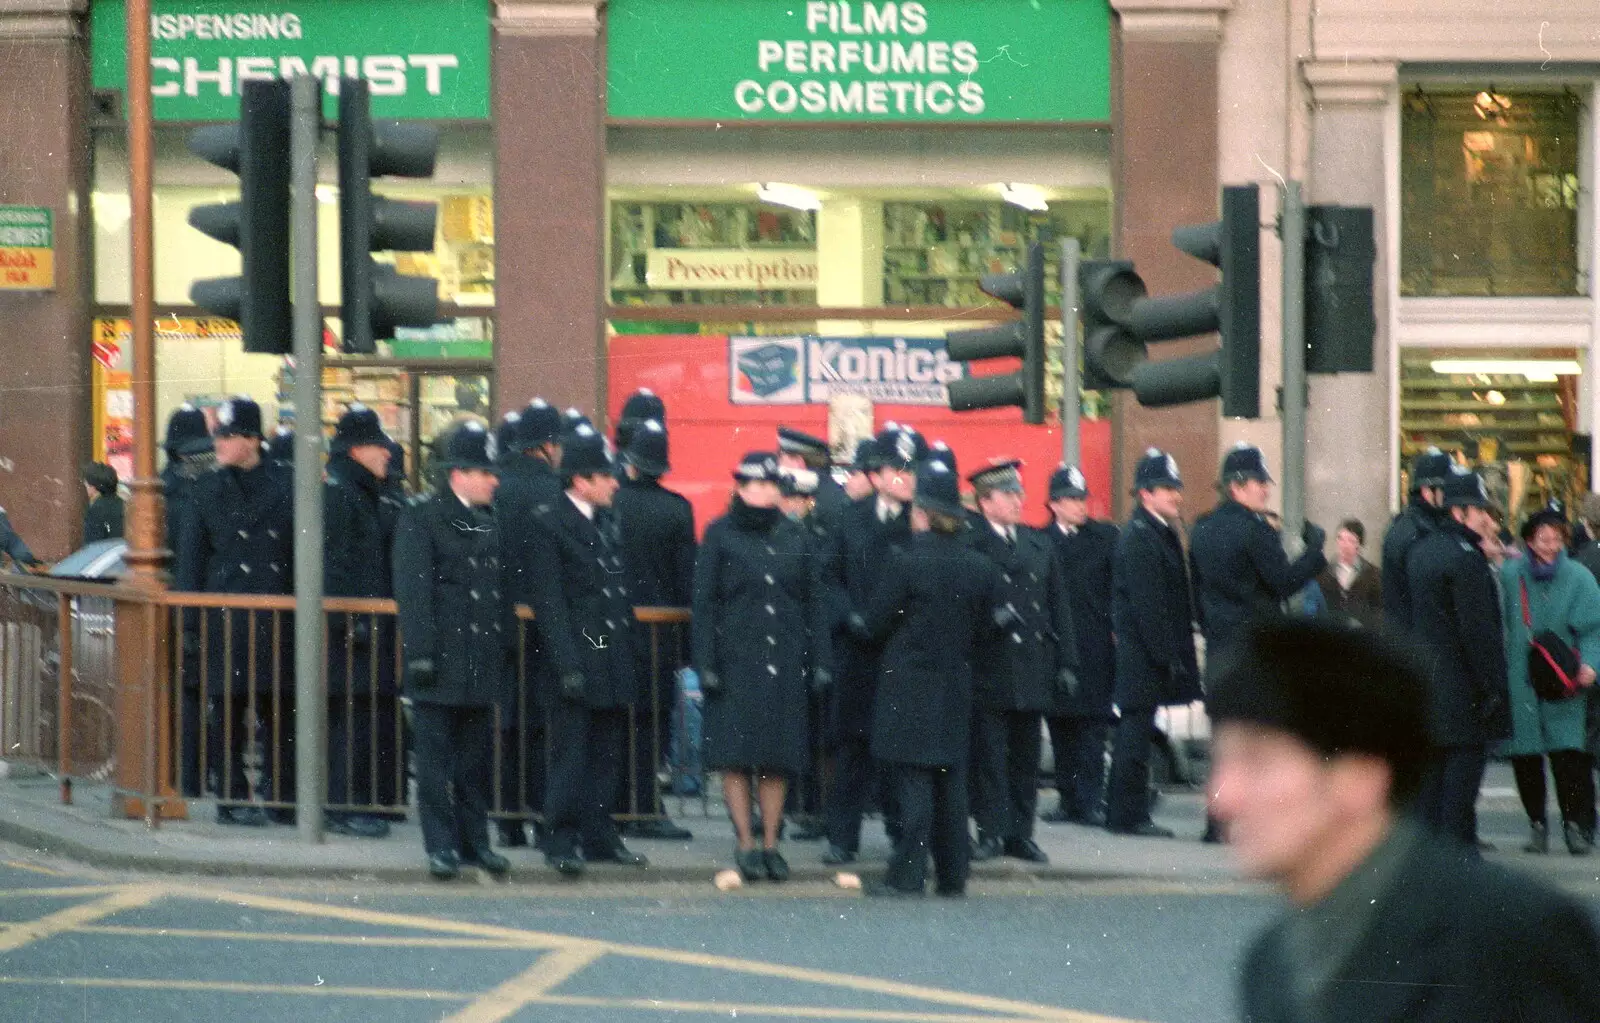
[1500,505,1600,855]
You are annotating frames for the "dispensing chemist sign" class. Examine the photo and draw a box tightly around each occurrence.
[607,0,1110,123]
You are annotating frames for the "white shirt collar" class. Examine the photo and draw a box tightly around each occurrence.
[876,497,902,522]
[990,521,1015,543]
[567,493,595,521]
[1056,521,1078,537]
[1147,508,1169,528]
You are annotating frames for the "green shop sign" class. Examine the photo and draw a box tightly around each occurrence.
[91,0,489,121]
[607,0,1110,123]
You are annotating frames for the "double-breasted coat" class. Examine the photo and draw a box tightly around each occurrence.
[862,531,1000,767]
[1045,519,1119,719]
[692,499,829,774]
[323,453,403,696]
[964,523,1077,713]
[174,462,295,695]
[1110,505,1202,710]
[492,451,562,715]
[1499,551,1600,757]
[1406,517,1511,747]
[1382,496,1441,635]
[1188,499,1326,657]
[392,492,515,708]
[824,496,914,740]
[613,475,697,607]
[526,496,639,710]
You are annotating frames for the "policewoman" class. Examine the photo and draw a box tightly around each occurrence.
[694,452,831,882]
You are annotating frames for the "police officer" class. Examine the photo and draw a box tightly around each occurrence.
[613,418,697,841]
[777,426,850,534]
[267,420,295,469]
[1406,466,1511,852]
[820,422,926,864]
[841,437,879,502]
[528,424,649,876]
[1382,447,1453,635]
[964,458,1077,863]
[1105,449,1201,838]
[393,421,514,880]
[173,396,295,826]
[1041,465,1118,827]
[614,388,666,454]
[161,404,215,558]
[323,405,406,839]
[491,398,565,849]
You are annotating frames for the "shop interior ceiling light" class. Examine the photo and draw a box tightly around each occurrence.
[757,183,821,212]
[315,184,339,205]
[1000,183,1050,212]
[1431,359,1582,382]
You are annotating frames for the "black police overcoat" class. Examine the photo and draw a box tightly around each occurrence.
[1188,499,1326,657]
[1405,517,1511,746]
[526,496,638,710]
[323,454,403,696]
[392,492,514,708]
[492,452,562,716]
[1381,496,1441,635]
[614,475,697,607]
[82,494,124,545]
[862,530,1000,767]
[174,462,294,696]
[965,522,1078,713]
[810,473,852,537]
[692,500,829,774]
[1045,519,1119,719]
[1110,506,1201,710]
[824,496,913,740]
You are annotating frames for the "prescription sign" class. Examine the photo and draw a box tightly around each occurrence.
[607,0,1110,123]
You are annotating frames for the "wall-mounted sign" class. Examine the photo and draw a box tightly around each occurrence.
[731,334,963,406]
[0,206,54,290]
[608,0,1110,123]
[646,248,818,290]
[91,0,489,121]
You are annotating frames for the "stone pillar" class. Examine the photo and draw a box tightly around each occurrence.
[0,0,91,559]
[1302,61,1397,541]
[1109,0,1230,519]
[491,0,606,418]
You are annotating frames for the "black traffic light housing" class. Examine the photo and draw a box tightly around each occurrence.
[187,78,292,355]
[337,76,440,354]
[943,242,1047,424]
[1305,204,1375,374]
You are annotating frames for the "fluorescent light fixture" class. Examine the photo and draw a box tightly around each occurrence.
[757,183,821,212]
[1430,359,1582,383]
[315,184,339,205]
[1000,183,1049,212]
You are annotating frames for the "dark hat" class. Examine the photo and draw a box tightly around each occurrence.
[777,426,830,461]
[518,399,563,449]
[1441,465,1490,509]
[914,459,965,519]
[875,422,928,471]
[1521,499,1569,541]
[434,420,499,473]
[83,462,119,495]
[164,404,213,457]
[733,450,781,483]
[623,418,670,477]
[1049,464,1090,500]
[494,411,522,459]
[968,457,1024,493]
[1133,448,1183,492]
[926,440,957,475]
[1221,442,1273,484]
[561,422,613,477]
[1410,446,1453,489]
[267,425,295,464]
[1205,616,1430,805]
[332,404,389,455]
[778,466,819,498]
[562,407,593,436]
[619,388,666,426]
[849,437,881,473]
[212,395,264,439]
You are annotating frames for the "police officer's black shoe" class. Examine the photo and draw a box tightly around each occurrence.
[328,814,391,839]
[465,849,511,877]
[589,844,649,867]
[1107,820,1175,839]
[216,805,268,827]
[545,851,585,876]
[428,851,461,880]
[624,819,693,841]
[497,821,529,848]
[820,843,856,865]
[934,885,967,898]
[863,879,924,898]
[1075,808,1108,828]
[969,837,1003,862]
[1003,838,1049,864]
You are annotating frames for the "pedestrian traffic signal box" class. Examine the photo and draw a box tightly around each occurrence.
[187,78,292,355]
[337,76,441,355]
[1305,204,1376,374]
[943,242,1047,425]
[1078,185,1262,419]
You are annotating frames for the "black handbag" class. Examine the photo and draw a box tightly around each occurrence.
[1520,577,1582,702]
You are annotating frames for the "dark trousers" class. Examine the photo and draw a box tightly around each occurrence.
[885,763,969,894]
[327,693,402,816]
[969,707,1042,842]
[1105,706,1157,830]
[544,700,626,859]
[1512,751,1597,835]
[1047,715,1108,818]
[1418,743,1488,849]
[494,710,545,823]
[411,703,493,859]
[211,690,296,808]
[180,686,208,797]
[824,734,873,853]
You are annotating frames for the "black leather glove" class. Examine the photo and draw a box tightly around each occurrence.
[811,667,833,694]
[993,604,1022,631]
[846,613,872,642]
[1302,520,1327,551]
[701,671,724,698]
[560,671,586,701]
[407,658,436,691]
[1055,668,1080,701]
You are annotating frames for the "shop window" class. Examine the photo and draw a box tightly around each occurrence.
[1401,88,1584,297]
[608,200,817,310]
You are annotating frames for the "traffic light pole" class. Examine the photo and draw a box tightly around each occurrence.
[1280,181,1308,548]
[290,74,326,844]
[1060,237,1081,467]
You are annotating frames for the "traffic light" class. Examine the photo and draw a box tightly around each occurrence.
[1305,204,1375,374]
[1077,185,1261,418]
[337,76,440,355]
[944,242,1047,424]
[187,78,292,355]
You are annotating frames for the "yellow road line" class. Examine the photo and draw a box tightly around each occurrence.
[78,925,547,950]
[0,886,160,954]
[535,994,1114,1022]
[0,885,129,900]
[0,860,67,878]
[445,946,606,1023]
[0,974,466,1001]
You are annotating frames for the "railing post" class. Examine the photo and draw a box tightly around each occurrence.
[56,594,72,803]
